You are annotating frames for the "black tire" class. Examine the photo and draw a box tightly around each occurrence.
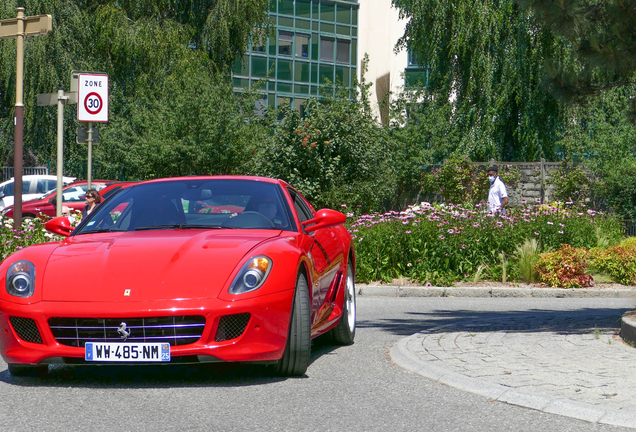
[21,214,36,223]
[329,261,356,345]
[272,272,311,376]
[8,364,48,377]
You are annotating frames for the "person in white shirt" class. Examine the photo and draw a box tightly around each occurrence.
[487,165,508,215]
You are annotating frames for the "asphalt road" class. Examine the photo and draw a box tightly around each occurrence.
[0,296,634,431]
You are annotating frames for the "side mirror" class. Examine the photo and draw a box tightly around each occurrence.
[301,209,346,233]
[48,196,56,205]
[44,216,74,237]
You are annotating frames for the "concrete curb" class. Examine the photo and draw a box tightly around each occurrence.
[391,331,636,428]
[359,285,636,298]
[621,314,636,347]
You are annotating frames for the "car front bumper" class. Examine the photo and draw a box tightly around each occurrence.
[0,289,294,366]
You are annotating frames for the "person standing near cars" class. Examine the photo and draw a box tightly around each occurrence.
[82,189,101,218]
[487,166,508,215]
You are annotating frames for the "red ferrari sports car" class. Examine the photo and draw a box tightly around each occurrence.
[0,176,356,376]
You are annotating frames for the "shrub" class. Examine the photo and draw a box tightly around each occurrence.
[551,163,591,205]
[590,237,636,285]
[349,201,621,285]
[534,244,593,288]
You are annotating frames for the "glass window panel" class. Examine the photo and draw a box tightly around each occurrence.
[269,59,276,75]
[251,56,268,78]
[252,41,265,52]
[336,39,350,64]
[277,59,293,80]
[268,94,275,107]
[311,86,319,95]
[277,97,291,108]
[233,78,249,88]
[320,37,334,62]
[269,36,276,55]
[352,27,357,37]
[296,19,311,30]
[279,0,294,15]
[270,1,276,12]
[295,61,310,82]
[320,22,334,34]
[279,31,293,56]
[351,39,357,65]
[313,3,319,18]
[279,16,293,27]
[321,3,335,21]
[351,67,357,82]
[312,21,318,31]
[320,64,334,83]
[335,66,350,87]
[232,58,243,75]
[352,7,358,25]
[311,64,318,83]
[297,0,311,18]
[336,25,349,36]
[311,34,319,60]
[295,85,309,95]
[296,34,310,58]
[268,81,276,91]
[337,5,351,24]
[278,82,292,93]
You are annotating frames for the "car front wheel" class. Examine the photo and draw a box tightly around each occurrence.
[272,272,311,376]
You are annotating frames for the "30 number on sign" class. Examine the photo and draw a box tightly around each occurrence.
[84,92,103,115]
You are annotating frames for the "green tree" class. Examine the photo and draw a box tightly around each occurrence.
[0,0,270,175]
[521,0,636,100]
[254,79,396,213]
[392,0,568,162]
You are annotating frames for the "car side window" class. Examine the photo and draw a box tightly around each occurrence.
[21,180,31,194]
[287,187,313,223]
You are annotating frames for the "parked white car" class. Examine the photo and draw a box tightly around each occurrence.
[0,175,76,210]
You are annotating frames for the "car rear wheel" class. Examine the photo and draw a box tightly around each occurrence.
[8,363,48,377]
[21,214,36,223]
[329,261,356,345]
[272,272,311,376]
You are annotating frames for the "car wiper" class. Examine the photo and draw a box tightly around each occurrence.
[80,227,127,234]
[135,224,237,231]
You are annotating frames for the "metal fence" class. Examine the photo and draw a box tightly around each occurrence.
[2,166,49,182]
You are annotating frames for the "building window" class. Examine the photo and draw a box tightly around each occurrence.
[320,37,334,62]
[408,49,422,67]
[336,39,350,64]
[279,31,293,56]
[296,34,310,58]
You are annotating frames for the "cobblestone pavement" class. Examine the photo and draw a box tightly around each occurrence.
[391,308,636,428]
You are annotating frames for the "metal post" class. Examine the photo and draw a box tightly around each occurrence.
[87,122,93,190]
[56,88,65,217]
[13,7,25,227]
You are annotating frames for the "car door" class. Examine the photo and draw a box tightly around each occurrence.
[287,187,343,325]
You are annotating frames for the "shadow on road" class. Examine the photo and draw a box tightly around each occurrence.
[357,307,632,337]
[0,334,345,389]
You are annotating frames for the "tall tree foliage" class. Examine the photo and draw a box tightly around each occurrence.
[392,0,568,162]
[0,0,269,176]
[521,0,636,100]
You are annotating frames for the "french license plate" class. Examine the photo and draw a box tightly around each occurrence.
[85,342,170,362]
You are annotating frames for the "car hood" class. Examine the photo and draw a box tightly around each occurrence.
[41,230,280,302]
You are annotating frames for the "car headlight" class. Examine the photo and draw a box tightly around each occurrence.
[1,207,12,216]
[6,260,36,298]
[229,256,272,294]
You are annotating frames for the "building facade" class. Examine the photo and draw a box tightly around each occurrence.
[232,0,415,122]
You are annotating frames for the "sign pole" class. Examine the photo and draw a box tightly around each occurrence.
[87,122,93,190]
[1,8,52,226]
[12,7,25,227]
[55,88,67,217]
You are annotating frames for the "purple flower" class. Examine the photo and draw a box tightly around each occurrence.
[461,245,466,249]
[534,232,540,236]
[439,235,445,239]
[558,231,564,234]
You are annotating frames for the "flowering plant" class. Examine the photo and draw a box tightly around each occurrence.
[348,201,622,285]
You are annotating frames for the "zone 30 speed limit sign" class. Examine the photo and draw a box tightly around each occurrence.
[77,73,109,123]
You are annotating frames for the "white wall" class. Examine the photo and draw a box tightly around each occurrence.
[357,0,408,123]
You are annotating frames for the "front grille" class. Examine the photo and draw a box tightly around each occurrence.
[9,316,43,344]
[49,316,206,348]
[215,313,251,342]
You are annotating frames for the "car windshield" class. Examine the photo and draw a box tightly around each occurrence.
[74,179,295,234]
